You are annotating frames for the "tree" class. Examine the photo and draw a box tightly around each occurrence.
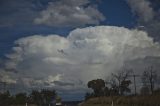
[106,77,119,96]
[0,91,11,106]
[153,88,160,95]
[120,80,131,94]
[142,66,157,94]
[87,79,105,97]
[140,86,150,95]
[111,69,132,95]
[30,90,43,106]
[41,89,56,106]
[14,93,27,105]
[30,89,56,106]
[103,86,110,96]
[55,95,62,105]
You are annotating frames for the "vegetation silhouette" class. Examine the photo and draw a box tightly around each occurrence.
[83,67,160,106]
[0,89,56,106]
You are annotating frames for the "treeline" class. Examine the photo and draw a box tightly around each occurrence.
[85,66,159,100]
[0,89,56,106]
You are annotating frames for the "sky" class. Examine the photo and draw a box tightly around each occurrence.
[0,0,160,101]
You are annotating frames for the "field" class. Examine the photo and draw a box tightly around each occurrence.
[81,95,160,106]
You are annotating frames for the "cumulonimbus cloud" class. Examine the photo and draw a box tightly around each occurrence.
[2,26,160,95]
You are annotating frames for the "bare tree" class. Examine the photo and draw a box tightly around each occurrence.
[142,66,157,94]
[110,68,132,95]
[128,71,141,95]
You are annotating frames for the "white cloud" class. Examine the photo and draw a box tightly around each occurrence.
[126,0,160,42]
[126,0,154,22]
[0,69,17,84]
[34,0,105,27]
[3,26,160,95]
[45,74,62,84]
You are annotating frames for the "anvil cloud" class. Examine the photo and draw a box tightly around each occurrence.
[2,26,160,95]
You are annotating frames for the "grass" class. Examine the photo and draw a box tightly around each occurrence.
[11,104,37,106]
[81,95,160,106]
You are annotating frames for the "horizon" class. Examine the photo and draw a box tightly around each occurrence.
[0,0,160,101]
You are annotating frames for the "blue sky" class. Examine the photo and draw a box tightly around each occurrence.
[0,0,137,58]
[98,0,137,27]
[0,0,160,101]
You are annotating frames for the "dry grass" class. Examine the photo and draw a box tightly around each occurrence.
[11,104,37,106]
[81,95,160,106]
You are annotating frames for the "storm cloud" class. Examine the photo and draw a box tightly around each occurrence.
[1,26,160,95]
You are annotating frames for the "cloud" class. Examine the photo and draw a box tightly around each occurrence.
[0,0,40,27]
[0,69,17,84]
[126,0,154,22]
[2,26,160,98]
[126,0,160,41]
[54,81,74,86]
[34,0,105,27]
[0,0,105,27]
